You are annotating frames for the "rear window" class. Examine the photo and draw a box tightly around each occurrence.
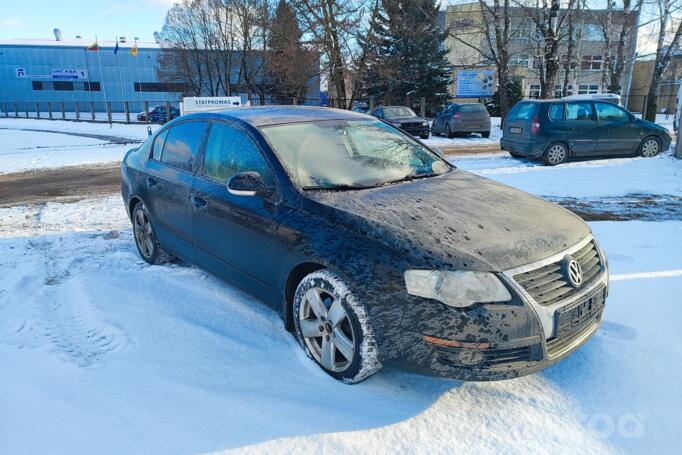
[459,104,487,113]
[507,102,537,121]
[549,104,564,121]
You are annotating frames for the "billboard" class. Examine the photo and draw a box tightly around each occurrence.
[456,70,495,97]
[181,96,245,114]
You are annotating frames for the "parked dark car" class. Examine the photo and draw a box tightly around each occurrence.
[121,106,609,384]
[501,100,672,165]
[372,106,430,139]
[432,103,492,138]
[137,105,181,124]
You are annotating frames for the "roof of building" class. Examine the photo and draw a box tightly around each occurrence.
[0,38,160,49]
[185,106,372,127]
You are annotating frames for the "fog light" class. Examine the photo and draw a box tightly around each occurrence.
[457,349,485,366]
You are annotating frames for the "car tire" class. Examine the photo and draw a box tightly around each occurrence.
[481,131,491,138]
[638,136,661,158]
[509,152,524,158]
[446,124,454,139]
[543,142,568,166]
[131,201,173,265]
[293,269,382,384]
[420,133,430,140]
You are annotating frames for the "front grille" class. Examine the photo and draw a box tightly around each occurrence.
[513,240,603,306]
[546,287,605,358]
[401,122,423,129]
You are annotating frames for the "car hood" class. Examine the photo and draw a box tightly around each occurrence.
[304,170,589,272]
[636,118,669,134]
[388,116,425,123]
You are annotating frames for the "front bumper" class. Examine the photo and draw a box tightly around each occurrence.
[400,125,430,137]
[386,235,608,381]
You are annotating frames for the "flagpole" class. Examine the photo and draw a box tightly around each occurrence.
[95,36,110,125]
[115,36,126,105]
[135,38,142,107]
[83,48,94,107]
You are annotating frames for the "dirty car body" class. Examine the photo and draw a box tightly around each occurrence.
[120,106,609,381]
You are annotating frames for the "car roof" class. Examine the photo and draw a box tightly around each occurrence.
[182,106,372,127]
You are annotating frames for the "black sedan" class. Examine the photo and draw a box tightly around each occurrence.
[121,106,609,383]
[372,106,430,139]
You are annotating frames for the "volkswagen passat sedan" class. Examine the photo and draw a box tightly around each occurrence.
[121,106,609,384]
[372,106,430,139]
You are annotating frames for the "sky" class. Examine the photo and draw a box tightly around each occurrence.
[0,0,174,42]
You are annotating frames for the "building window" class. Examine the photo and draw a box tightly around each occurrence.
[53,81,74,91]
[529,84,541,98]
[134,82,186,93]
[581,24,604,41]
[581,55,603,71]
[578,84,600,94]
[554,84,573,98]
[32,81,44,91]
[510,55,530,68]
[84,81,101,91]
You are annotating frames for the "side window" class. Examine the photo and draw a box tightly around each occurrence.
[565,102,595,121]
[151,129,169,161]
[202,122,273,184]
[548,104,564,121]
[160,121,208,171]
[595,102,628,121]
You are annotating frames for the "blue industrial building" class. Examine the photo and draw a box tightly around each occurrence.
[0,32,321,117]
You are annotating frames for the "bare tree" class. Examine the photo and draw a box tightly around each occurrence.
[645,0,682,120]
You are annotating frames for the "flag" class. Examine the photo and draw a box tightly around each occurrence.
[86,40,99,51]
[130,44,138,57]
[114,40,119,54]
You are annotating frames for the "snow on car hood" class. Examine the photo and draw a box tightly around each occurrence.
[306,169,590,272]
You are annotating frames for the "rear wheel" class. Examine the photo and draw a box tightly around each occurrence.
[481,131,491,138]
[293,270,381,384]
[131,202,173,265]
[543,142,568,166]
[639,136,661,157]
[446,124,454,139]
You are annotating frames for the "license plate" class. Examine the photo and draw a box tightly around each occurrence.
[510,127,522,134]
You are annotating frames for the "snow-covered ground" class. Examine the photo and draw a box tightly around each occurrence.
[1,118,681,454]
[0,129,131,174]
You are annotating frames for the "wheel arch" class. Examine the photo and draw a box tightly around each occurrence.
[545,139,571,155]
[283,261,326,331]
[128,195,143,220]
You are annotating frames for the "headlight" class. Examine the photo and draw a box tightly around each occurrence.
[390,121,402,127]
[404,270,512,308]
[422,121,428,126]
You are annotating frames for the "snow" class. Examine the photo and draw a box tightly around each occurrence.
[0,117,154,142]
[0,129,131,174]
[422,117,503,148]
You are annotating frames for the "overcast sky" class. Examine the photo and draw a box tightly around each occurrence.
[0,0,173,42]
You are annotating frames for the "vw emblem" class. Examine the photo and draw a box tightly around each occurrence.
[563,256,583,288]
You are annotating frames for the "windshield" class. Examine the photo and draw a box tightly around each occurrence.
[383,107,417,119]
[260,119,451,190]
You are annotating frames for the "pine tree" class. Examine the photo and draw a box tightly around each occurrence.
[268,0,314,104]
[362,0,451,114]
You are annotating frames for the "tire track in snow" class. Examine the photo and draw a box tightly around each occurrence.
[1,232,129,367]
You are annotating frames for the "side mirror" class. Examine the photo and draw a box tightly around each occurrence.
[227,171,265,197]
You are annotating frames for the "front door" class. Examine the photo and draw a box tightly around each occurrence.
[145,120,208,260]
[594,102,643,154]
[564,102,598,156]
[191,121,283,300]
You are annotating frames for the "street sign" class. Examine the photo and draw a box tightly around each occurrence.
[182,96,243,114]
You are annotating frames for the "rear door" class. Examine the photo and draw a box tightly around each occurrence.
[564,102,597,156]
[594,102,642,154]
[459,104,490,131]
[145,120,208,260]
[190,121,283,299]
[504,102,537,140]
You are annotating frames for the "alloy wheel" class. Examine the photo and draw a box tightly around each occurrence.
[133,208,154,259]
[299,287,355,373]
[641,138,660,157]
[546,144,567,165]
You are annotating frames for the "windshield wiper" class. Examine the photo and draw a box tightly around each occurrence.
[377,172,441,186]
[301,183,379,191]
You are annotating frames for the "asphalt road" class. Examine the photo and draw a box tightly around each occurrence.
[0,164,121,207]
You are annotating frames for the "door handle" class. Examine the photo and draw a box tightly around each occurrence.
[191,196,208,210]
[147,176,158,188]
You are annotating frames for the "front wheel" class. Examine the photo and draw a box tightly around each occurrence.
[293,270,382,384]
[445,124,454,139]
[639,137,661,157]
[543,142,568,166]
